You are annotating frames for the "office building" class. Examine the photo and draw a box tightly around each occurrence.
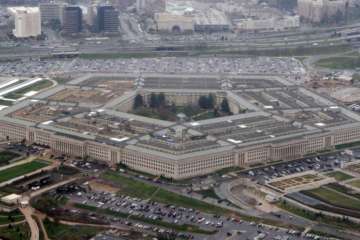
[39,3,63,24]
[298,0,348,23]
[97,5,119,32]
[62,6,82,34]
[8,7,41,38]
[2,74,360,179]
[136,0,166,16]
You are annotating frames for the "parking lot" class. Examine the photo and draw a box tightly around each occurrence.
[0,57,306,84]
[243,151,353,184]
[52,183,334,240]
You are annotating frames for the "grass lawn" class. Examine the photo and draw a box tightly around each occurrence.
[0,210,24,225]
[326,183,360,200]
[0,151,20,165]
[44,218,103,240]
[0,160,49,183]
[325,171,354,181]
[0,99,13,106]
[4,80,54,100]
[80,52,159,59]
[315,56,360,69]
[348,179,360,189]
[303,187,360,211]
[74,203,216,235]
[277,200,360,231]
[0,223,30,240]
[131,105,227,122]
[195,189,221,200]
[102,171,229,215]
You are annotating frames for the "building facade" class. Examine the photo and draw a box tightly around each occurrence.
[39,3,63,24]
[96,5,119,32]
[298,0,348,23]
[8,7,41,38]
[136,0,166,16]
[62,6,82,34]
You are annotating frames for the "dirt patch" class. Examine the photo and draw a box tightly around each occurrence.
[88,180,119,194]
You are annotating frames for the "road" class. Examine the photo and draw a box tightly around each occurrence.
[19,206,39,240]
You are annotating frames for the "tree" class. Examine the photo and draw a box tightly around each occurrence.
[198,94,215,109]
[133,94,144,109]
[208,94,215,109]
[149,93,158,108]
[220,98,231,113]
[198,95,209,109]
[49,19,61,31]
[334,9,344,24]
[157,232,177,240]
[158,93,166,107]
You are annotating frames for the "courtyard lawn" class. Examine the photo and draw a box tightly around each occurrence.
[303,187,360,211]
[349,179,360,189]
[0,160,49,184]
[325,171,354,181]
[102,171,229,215]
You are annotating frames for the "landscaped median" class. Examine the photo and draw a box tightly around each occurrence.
[277,200,360,231]
[0,160,50,185]
[0,210,25,225]
[74,203,217,235]
[324,171,354,182]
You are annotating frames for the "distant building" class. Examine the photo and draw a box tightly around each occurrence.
[136,0,166,16]
[155,12,193,33]
[8,7,41,38]
[96,5,119,32]
[39,3,63,24]
[193,9,230,32]
[236,16,300,32]
[110,0,136,9]
[62,6,82,35]
[298,0,348,23]
[85,4,96,27]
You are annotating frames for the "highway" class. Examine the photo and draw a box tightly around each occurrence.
[0,23,359,60]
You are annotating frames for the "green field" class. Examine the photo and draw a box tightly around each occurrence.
[102,171,229,215]
[0,151,20,165]
[44,218,103,240]
[195,189,221,200]
[0,161,49,183]
[303,187,360,211]
[325,171,354,181]
[4,80,54,100]
[348,179,360,188]
[326,183,360,200]
[0,99,13,106]
[277,200,360,231]
[0,223,30,240]
[0,210,24,225]
[315,56,360,69]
